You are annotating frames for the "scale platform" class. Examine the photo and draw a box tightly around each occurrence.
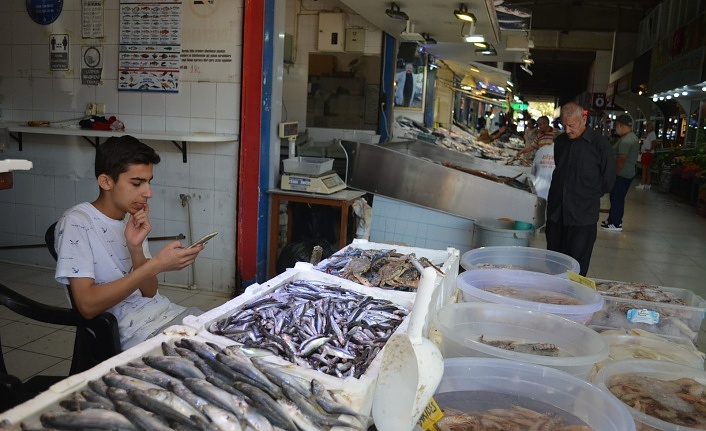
[281,170,346,194]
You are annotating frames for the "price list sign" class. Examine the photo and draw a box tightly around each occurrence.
[118,1,182,92]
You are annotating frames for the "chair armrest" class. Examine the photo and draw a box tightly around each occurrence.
[0,283,78,326]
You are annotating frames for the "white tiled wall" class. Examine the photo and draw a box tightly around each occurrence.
[0,0,242,294]
[369,195,476,253]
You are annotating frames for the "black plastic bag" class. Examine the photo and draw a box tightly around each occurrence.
[275,239,335,275]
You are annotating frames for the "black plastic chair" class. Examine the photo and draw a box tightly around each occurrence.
[45,222,122,375]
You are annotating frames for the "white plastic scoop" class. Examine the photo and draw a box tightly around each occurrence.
[372,267,444,431]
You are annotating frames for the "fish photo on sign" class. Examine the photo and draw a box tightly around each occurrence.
[494,0,532,31]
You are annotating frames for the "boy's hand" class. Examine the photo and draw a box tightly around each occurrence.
[125,203,151,247]
[153,241,204,272]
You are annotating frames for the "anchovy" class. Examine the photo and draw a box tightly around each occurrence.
[216,353,282,398]
[40,409,137,430]
[87,378,110,398]
[161,341,179,357]
[80,387,114,407]
[182,377,249,418]
[279,381,358,429]
[167,380,212,413]
[113,400,173,431]
[145,387,209,423]
[59,398,114,412]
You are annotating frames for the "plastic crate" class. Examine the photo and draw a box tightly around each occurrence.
[182,264,416,415]
[588,279,706,342]
[313,239,460,333]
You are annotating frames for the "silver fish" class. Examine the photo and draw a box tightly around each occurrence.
[143,355,207,379]
[115,364,179,388]
[113,400,173,431]
[127,389,199,428]
[103,372,164,392]
[40,409,137,430]
[201,404,243,431]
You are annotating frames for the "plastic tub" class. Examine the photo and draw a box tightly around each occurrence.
[434,302,609,379]
[461,245,580,275]
[593,359,706,430]
[472,219,532,248]
[434,358,635,431]
[456,268,604,324]
[592,334,705,377]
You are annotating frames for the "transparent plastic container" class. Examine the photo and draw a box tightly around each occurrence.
[461,246,580,275]
[596,334,705,373]
[435,357,635,431]
[593,359,706,431]
[434,302,609,379]
[456,268,604,324]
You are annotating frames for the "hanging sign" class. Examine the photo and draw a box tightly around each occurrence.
[49,33,70,71]
[81,45,103,85]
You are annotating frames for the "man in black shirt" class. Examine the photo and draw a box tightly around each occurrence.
[546,103,615,275]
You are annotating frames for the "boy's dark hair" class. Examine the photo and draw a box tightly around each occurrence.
[95,136,160,181]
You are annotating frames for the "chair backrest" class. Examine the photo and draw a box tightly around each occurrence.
[45,222,122,374]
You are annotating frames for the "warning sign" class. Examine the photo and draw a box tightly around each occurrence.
[50,33,70,71]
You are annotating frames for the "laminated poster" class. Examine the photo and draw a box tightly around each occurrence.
[118,0,182,92]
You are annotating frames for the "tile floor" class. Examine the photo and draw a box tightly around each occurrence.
[1,184,705,384]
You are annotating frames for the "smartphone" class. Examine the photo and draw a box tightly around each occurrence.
[188,231,218,248]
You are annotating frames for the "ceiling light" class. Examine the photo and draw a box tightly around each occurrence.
[682,91,688,96]
[454,4,476,22]
[507,81,514,87]
[473,41,488,48]
[702,86,706,91]
[385,2,409,20]
[652,96,658,101]
[659,96,664,100]
[465,35,485,43]
[674,93,679,98]
[666,95,672,99]
[520,64,533,76]
[469,67,480,73]
[476,47,496,55]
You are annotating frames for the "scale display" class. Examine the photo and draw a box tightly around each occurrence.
[281,171,346,194]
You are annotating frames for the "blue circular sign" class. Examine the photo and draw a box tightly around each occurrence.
[26,0,64,25]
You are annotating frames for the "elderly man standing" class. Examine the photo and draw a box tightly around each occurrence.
[602,114,640,232]
[546,103,615,276]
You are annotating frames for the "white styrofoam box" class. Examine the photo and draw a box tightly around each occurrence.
[182,264,416,415]
[314,238,461,333]
[588,279,706,342]
[0,328,199,427]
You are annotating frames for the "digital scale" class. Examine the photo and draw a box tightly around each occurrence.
[278,121,347,194]
[281,170,346,194]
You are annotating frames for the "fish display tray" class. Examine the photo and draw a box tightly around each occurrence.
[588,279,706,342]
[0,329,203,425]
[315,238,460,332]
[183,264,416,415]
[282,156,334,175]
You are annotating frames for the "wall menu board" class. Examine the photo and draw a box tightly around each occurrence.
[118,1,182,92]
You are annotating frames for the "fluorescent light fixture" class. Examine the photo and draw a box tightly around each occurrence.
[460,85,473,90]
[454,4,476,22]
[465,35,485,43]
[507,81,514,87]
[652,96,658,102]
[476,47,496,55]
[473,41,488,48]
[674,93,679,97]
[469,67,480,72]
[682,91,688,96]
[520,64,532,76]
[385,2,409,20]
[659,96,664,100]
[702,86,706,91]
[666,95,672,99]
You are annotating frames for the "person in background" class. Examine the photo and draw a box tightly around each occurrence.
[515,116,555,159]
[602,114,640,232]
[523,118,537,146]
[54,136,205,350]
[394,63,418,107]
[636,122,656,190]
[546,103,615,276]
[476,126,507,144]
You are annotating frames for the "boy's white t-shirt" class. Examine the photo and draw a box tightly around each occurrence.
[55,202,185,349]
